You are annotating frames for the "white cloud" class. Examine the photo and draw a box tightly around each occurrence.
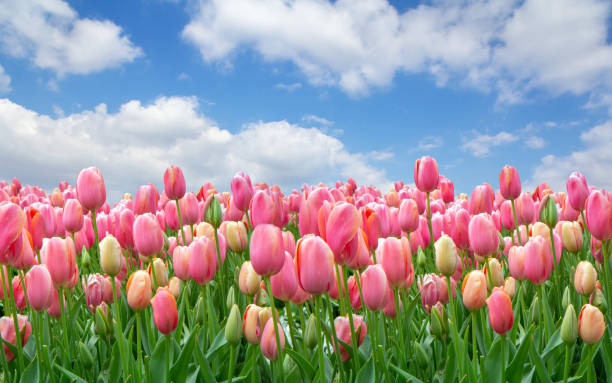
[0,97,390,201]
[0,0,143,76]
[461,131,518,157]
[0,65,10,94]
[530,121,612,191]
[302,114,333,127]
[182,0,612,105]
[368,150,394,161]
[525,136,546,149]
[417,135,443,151]
[275,82,302,92]
[177,72,191,80]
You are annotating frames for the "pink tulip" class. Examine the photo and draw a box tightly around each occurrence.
[260,320,285,360]
[188,237,217,284]
[486,287,514,335]
[345,229,373,270]
[437,275,457,304]
[172,246,191,281]
[468,213,499,258]
[398,199,419,234]
[84,274,104,312]
[295,235,334,295]
[163,166,186,200]
[469,184,493,215]
[345,275,362,310]
[164,201,180,231]
[462,270,487,311]
[515,192,535,225]
[25,265,53,311]
[334,315,367,362]
[11,276,26,311]
[282,231,296,257]
[76,167,106,212]
[376,237,411,287]
[179,193,199,226]
[566,172,589,211]
[134,183,159,215]
[414,156,439,193]
[46,287,64,318]
[439,177,454,203]
[250,190,279,228]
[419,274,440,312]
[326,202,361,261]
[270,252,298,301]
[524,236,553,285]
[41,237,77,288]
[62,199,84,233]
[250,224,285,276]
[382,287,399,317]
[361,265,389,311]
[500,200,515,230]
[0,314,32,362]
[362,206,382,251]
[585,190,612,241]
[230,172,254,212]
[115,209,135,250]
[126,270,152,311]
[133,213,164,258]
[499,165,521,200]
[6,230,35,270]
[151,287,178,334]
[508,245,527,281]
[0,202,26,258]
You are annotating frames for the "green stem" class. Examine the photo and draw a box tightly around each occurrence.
[314,295,327,383]
[91,210,99,256]
[539,284,547,345]
[175,199,186,246]
[500,334,506,383]
[326,294,346,382]
[426,192,434,253]
[0,266,11,316]
[562,344,571,383]
[447,276,463,379]
[581,211,591,256]
[511,199,522,245]
[602,241,612,324]
[228,344,236,383]
[166,335,171,383]
[340,265,361,372]
[214,229,225,315]
[587,344,595,383]
[393,287,406,364]
[136,311,143,381]
[334,263,346,316]
[472,311,478,376]
[58,288,70,367]
[263,276,284,381]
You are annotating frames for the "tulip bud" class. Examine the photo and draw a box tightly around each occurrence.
[260,320,285,360]
[485,258,504,290]
[205,196,222,229]
[562,221,583,253]
[150,258,169,288]
[462,270,487,311]
[503,277,516,299]
[417,248,426,268]
[578,304,605,344]
[79,341,94,369]
[168,277,181,299]
[562,286,571,311]
[94,305,108,338]
[574,261,597,296]
[539,195,558,228]
[227,286,236,310]
[430,303,447,339]
[414,341,429,369]
[530,296,539,324]
[560,304,578,344]
[99,235,122,276]
[239,261,262,296]
[435,235,458,276]
[304,314,317,349]
[225,304,243,345]
[194,297,204,325]
[81,246,91,270]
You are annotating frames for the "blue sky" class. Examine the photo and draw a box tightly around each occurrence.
[1,0,612,201]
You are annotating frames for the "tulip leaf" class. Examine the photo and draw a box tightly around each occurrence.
[20,357,39,383]
[205,328,227,360]
[444,342,457,383]
[541,329,562,362]
[148,336,169,383]
[54,362,88,383]
[389,364,424,382]
[109,341,122,383]
[483,335,502,383]
[194,337,216,383]
[528,340,553,383]
[356,355,375,383]
[507,325,534,383]
[170,325,198,382]
[521,367,535,383]
[286,348,315,378]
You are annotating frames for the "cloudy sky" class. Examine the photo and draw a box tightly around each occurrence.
[1,0,612,201]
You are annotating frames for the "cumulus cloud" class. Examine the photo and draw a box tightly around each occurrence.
[0,65,10,94]
[461,131,518,157]
[182,0,612,105]
[0,0,143,76]
[530,121,612,191]
[275,82,303,92]
[0,97,389,201]
[302,114,333,127]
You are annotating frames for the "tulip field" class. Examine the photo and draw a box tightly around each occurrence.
[1,158,612,383]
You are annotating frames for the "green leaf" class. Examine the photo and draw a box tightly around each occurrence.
[521,367,535,383]
[170,326,198,382]
[54,363,88,383]
[484,335,502,383]
[148,336,169,383]
[541,329,562,362]
[205,329,227,360]
[356,355,375,383]
[194,338,216,383]
[109,339,122,383]
[20,358,39,383]
[444,342,457,383]
[286,348,315,378]
[389,364,424,383]
[507,325,534,383]
[528,340,553,383]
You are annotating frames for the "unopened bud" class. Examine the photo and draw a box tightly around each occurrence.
[414,341,428,369]
[560,304,578,344]
[205,196,222,229]
[417,248,426,268]
[539,195,558,228]
[562,286,571,311]
[304,314,317,349]
[225,304,243,345]
[227,286,236,310]
[78,341,94,368]
[530,296,539,324]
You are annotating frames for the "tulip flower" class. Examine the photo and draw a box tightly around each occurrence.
[468,213,499,259]
[524,236,553,285]
[499,165,521,200]
[435,235,458,277]
[508,245,527,281]
[133,213,164,259]
[270,252,298,301]
[163,166,186,200]
[578,304,605,344]
[151,288,178,334]
[419,274,440,312]
[226,221,248,252]
[76,167,106,212]
[486,287,514,335]
[188,237,217,285]
[574,261,597,296]
[484,257,504,290]
[126,270,152,311]
[25,265,53,311]
[295,235,334,295]
[360,265,388,311]
[172,246,190,281]
[439,177,454,203]
[0,314,32,362]
[99,234,122,276]
[561,304,578,344]
[239,261,262,296]
[414,156,439,193]
[469,184,493,215]
[250,224,285,276]
[149,258,169,287]
[242,304,264,344]
[462,270,487,311]
[561,221,583,253]
[326,202,361,261]
[0,202,26,258]
[260,320,285,361]
[41,237,77,288]
[179,193,199,226]
[334,315,367,362]
[231,172,254,212]
[134,183,159,215]
[585,190,612,241]
[566,172,589,211]
[376,237,411,287]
